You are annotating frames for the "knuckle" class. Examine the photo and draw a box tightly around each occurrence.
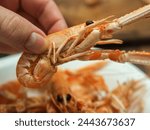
[4,15,22,39]
[0,14,26,49]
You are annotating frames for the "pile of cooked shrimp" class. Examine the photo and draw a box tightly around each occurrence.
[0,62,145,113]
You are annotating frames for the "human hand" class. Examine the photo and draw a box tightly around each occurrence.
[0,0,67,54]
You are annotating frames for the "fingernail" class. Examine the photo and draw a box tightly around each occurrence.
[25,32,48,54]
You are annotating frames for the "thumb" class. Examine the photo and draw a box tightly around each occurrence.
[0,6,48,54]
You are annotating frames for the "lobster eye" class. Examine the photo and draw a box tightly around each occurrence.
[66,94,72,102]
[57,95,63,103]
[86,20,94,26]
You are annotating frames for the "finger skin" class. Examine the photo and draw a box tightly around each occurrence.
[0,0,67,54]
[0,0,19,11]
[0,42,19,54]
[0,0,67,34]
[0,6,46,54]
[21,0,67,33]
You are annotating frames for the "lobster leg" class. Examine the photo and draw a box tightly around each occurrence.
[56,35,77,57]
[79,49,150,66]
[59,51,90,63]
[96,39,123,45]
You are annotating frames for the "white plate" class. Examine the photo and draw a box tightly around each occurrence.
[0,54,150,112]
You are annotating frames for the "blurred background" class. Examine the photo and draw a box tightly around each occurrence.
[0,0,150,75]
[54,0,150,75]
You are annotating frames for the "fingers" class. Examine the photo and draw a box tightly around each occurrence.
[0,0,67,54]
[47,17,68,34]
[19,11,46,31]
[0,42,18,54]
[21,0,67,34]
[0,0,19,11]
[0,6,48,54]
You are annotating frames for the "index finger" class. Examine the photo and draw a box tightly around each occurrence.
[21,0,67,34]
